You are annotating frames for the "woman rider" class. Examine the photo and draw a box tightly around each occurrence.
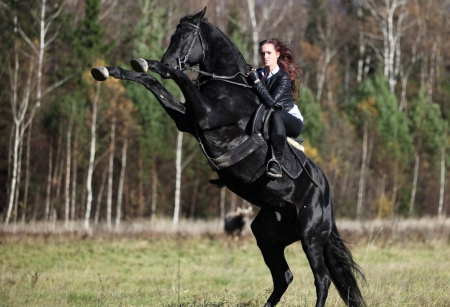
[248,38,303,179]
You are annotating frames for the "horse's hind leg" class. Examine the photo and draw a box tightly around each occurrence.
[298,210,333,307]
[251,209,298,307]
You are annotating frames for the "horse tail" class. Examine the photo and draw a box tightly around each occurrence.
[324,221,367,307]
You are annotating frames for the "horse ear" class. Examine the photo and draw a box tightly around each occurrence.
[192,7,207,23]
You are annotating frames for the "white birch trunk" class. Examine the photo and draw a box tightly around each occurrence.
[45,143,53,221]
[70,128,78,226]
[13,124,24,227]
[356,5,365,84]
[115,138,128,231]
[247,0,259,65]
[173,130,183,224]
[438,147,445,219]
[22,119,33,224]
[356,121,368,218]
[106,114,116,229]
[409,152,419,216]
[64,103,75,228]
[84,82,101,230]
[5,51,36,226]
[53,123,63,206]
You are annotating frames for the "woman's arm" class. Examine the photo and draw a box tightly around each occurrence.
[248,71,291,108]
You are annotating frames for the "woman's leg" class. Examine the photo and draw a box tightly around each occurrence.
[267,111,303,178]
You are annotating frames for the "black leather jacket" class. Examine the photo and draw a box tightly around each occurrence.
[252,68,295,112]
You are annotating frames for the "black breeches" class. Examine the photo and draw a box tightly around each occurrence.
[269,110,303,155]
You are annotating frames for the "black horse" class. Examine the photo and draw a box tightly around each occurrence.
[91,8,366,307]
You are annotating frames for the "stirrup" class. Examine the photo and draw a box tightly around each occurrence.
[266,158,282,179]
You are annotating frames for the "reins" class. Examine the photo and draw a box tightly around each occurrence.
[176,21,252,89]
[185,66,252,88]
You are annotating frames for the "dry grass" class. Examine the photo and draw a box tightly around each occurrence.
[2,217,450,245]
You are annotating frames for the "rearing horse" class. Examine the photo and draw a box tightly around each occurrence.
[91,7,366,307]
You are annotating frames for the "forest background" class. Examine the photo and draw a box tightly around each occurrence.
[1,0,450,230]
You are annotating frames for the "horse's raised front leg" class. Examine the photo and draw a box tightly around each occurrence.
[130,59,212,125]
[251,209,298,307]
[91,66,195,135]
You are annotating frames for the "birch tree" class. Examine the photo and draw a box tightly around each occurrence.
[5,49,37,226]
[246,0,292,65]
[173,130,195,224]
[115,138,128,231]
[84,82,101,230]
[362,0,414,93]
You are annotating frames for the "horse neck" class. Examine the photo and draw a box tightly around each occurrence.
[200,24,247,76]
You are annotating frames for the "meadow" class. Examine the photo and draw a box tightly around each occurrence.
[1,218,450,307]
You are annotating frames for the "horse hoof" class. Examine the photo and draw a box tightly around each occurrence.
[91,67,109,81]
[130,58,148,73]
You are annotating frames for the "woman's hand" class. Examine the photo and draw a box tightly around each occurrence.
[247,69,260,84]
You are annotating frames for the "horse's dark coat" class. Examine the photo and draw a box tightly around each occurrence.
[91,7,366,307]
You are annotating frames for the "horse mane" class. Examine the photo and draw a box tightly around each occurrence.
[179,14,248,72]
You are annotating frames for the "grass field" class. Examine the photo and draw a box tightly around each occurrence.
[1,219,450,306]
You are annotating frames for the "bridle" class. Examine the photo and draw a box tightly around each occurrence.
[175,21,252,89]
[176,21,205,71]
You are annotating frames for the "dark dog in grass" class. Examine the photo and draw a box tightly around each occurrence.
[224,206,253,240]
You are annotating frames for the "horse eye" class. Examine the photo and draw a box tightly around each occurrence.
[182,34,189,39]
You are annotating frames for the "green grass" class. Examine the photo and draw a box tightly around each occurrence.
[1,234,449,306]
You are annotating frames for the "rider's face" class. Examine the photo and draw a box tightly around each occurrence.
[260,43,280,71]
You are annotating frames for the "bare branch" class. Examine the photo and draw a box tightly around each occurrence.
[17,27,39,55]
[100,0,118,21]
[41,74,75,98]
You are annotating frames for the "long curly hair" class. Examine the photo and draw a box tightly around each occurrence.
[259,38,302,99]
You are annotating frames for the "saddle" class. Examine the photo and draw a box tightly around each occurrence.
[201,104,315,184]
[250,104,308,180]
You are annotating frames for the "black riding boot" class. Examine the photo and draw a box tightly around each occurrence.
[266,146,283,179]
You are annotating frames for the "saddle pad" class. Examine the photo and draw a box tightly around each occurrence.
[287,137,304,152]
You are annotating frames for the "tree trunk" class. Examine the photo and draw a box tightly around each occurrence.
[84,82,101,230]
[13,122,24,228]
[230,191,237,213]
[106,114,116,229]
[219,187,226,221]
[45,141,53,222]
[391,159,399,217]
[22,119,32,224]
[115,138,128,231]
[5,50,35,226]
[356,121,368,218]
[438,146,445,219]
[409,152,420,216]
[138,146,145,217]
[94,169,107,227]
[189,178,199,220]
[71,128,78,227]
[53,123,64,212]
[64,103,74,228]
[173,130,183,224]
[150,153,158,221]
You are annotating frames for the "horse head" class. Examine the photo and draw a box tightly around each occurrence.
[161,7,207,70]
